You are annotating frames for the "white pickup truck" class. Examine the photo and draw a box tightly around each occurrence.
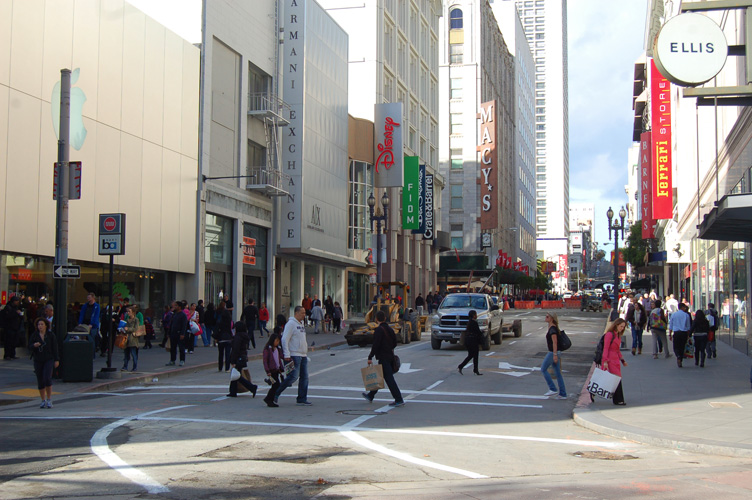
[429,293,503,350]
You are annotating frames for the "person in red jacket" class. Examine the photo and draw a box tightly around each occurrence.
[259,302,270,337]
[302,294,313,327]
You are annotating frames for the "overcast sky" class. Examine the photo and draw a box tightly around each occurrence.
[567,0,647,249]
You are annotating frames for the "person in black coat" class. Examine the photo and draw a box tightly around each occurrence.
[166,301,187,366]
[29,318,59,408]
[227,322,258,398]
[1,296,24,359]
[241,299,259,349]
[214,301,233,371]
[362,310,405,407]
[458,310,483,375]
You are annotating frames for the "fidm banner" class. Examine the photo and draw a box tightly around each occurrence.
[411,164,426,234]
[650,59,673,219]
[403,156,420,230]
[640,131,655,239]
[423,174,434,240]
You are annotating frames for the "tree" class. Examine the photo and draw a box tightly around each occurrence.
[595,249,606,261]
[534,270,551,291]
[621,222,649,269]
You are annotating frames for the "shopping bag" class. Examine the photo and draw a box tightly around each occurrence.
[237,369,252,392]
[164,338,171,351]
[114,333,127,350]
[684,342,694,359]
[361,363,385,392]
[587,368,621,400]
[134,325,146,337]
[229,367,241,381]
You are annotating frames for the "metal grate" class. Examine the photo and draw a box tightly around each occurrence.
[708,402,742,409]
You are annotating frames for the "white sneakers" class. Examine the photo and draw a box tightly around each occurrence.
[544,390,558,396]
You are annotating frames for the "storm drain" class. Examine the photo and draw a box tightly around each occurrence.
[571,451,638,460]
[709,402,742,409]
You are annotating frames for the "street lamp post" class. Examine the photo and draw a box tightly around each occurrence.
[607,206,627,316]
[368,190,390,295]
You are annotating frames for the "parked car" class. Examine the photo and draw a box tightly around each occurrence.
[430,293,502,350]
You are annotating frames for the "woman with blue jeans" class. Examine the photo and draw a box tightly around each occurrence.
[630,301,646,355]
[541,312,566,399]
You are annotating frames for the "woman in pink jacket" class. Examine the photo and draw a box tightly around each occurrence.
[602,318,628,405]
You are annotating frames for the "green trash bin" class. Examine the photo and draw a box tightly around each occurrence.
[61,332,94,382]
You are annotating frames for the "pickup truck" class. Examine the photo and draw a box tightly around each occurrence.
[430,293,502,350]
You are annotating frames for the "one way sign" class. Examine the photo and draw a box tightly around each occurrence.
[53,265,81,279]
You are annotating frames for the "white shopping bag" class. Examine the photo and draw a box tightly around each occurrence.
[587,368,621,400]
[229,367,241,382]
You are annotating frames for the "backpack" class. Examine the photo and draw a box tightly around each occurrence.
[593,334,606,365]
[558,329,572,351]
[649,309,667,331]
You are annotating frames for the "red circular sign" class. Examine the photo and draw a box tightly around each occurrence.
[104,217,117,232]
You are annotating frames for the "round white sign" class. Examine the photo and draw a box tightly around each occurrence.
[654,13,728,87]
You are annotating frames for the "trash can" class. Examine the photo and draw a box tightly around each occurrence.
[61,332,94,382]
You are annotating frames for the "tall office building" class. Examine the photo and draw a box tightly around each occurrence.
[501,0,569,259]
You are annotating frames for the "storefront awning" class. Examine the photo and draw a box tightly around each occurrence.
[698,193,752,242]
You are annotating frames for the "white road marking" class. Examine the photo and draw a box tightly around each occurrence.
[498,362,539,371]
[509,341,516,345]
[397,363,423,374]
[485,351,496,356]
[495,371,530,378]
[90,405,192,494]
[525,333,533,336]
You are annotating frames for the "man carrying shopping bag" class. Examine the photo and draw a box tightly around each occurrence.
[361,310,405,407]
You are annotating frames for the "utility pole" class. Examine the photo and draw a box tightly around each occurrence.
[54,69,71,346]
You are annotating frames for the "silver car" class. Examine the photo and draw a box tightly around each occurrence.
[430,293,503,350]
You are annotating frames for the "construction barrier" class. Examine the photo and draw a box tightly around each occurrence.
[515,301,536,309]
[563,300,581,309]
[541,300,563,309]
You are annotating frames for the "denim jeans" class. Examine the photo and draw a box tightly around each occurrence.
[275,355,309,403]
[631,326,643,350]
[123,346,138,370]
[541,351,566,396]
[200,325,211,346]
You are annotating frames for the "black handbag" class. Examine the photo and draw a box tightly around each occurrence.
[392,354,401,373]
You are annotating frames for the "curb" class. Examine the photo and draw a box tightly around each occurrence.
[572,406,752,458]
[83,339,349,393]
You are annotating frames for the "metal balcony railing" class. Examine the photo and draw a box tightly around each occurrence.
[245,165,290,197]
[247,92,290,125]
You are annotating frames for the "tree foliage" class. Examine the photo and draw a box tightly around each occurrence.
[621,222,649,269]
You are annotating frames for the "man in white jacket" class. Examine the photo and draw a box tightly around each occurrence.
[274,306,311,406]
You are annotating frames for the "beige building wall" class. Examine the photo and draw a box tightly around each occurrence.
[0,0,199,273]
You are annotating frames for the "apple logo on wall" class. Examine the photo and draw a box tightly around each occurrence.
[51,68,87,151]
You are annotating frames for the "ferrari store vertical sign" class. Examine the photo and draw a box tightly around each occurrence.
[640,132,655,238]
[650,60,673,219]
[478,101,497,230]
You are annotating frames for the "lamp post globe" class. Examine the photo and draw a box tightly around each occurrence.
[607,207,614,222]
[381,191,390,208]
[619,206,627,220]
[367,192,376,209]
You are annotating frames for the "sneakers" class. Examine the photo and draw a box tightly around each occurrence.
[362,392,373,402]
[179,361,185,366]
[46,400,53,408]
[544,390,558,396]
[296,401,313,406]
[554,395,567,400]
[40,400,47,409]
[165,361,175,366]
[388,401,405,408]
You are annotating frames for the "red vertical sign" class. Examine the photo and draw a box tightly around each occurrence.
[640,132,655,238]
[650,60,673,219]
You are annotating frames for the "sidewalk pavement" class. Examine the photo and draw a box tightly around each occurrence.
[574,330,752,458]
[0,325,349,403]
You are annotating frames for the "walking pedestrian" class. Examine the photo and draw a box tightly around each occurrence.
[332,301,344,333]
[159,305,172,348]
[227,322,258,398]
[310,301,324,334]
[77,293,100,359]
[258,302,270,337]
[121,306,141,372]
[262,332,284,407]
[0,296,24,360]
[541,312,566,399]
[241,299,259,349]
[362,310,405,407]
[274,306,311,406]
[29,318,59,408]
[690,309,710,368]
[669,303,692,368]
[648,299,671,359]
[602,318,628,405]
[165,301,187,367]
[706,303,719,359]
[302,293,312,326]
[415,293,425,316]
[203,303,216,347]
[426,292,434,314]
[214,301,233,372]
[457,310,483,375]
[324,296,334,333]
[631,299,646,355]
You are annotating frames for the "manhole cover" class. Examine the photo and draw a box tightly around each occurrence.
[571,451,638,460]
[709,402,742,409]
[336,409,384,416]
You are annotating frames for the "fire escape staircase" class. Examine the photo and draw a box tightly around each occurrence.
[247,92,291,197]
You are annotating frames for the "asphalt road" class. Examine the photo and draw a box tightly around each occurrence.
[1,310,750,499]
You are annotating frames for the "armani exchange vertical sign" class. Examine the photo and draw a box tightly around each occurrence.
[280,0,305,248]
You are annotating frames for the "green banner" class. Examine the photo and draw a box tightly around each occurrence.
[402,156,420,229]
